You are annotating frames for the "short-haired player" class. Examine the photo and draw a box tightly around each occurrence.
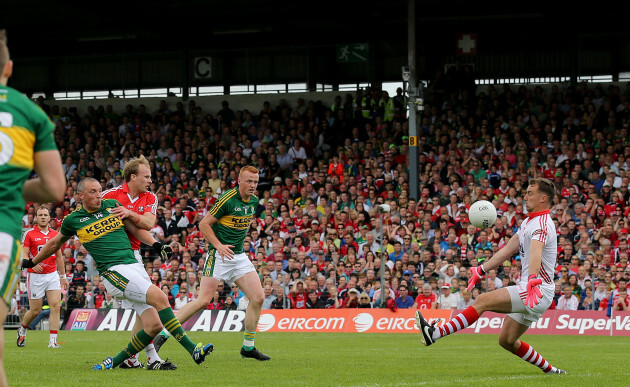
[17,206,68,348]
[415,178,567,375]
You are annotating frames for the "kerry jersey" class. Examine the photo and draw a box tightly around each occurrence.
[60,199,136,273]
[102,182,157,250]
[208,188,258,254]
[0,86,58,240]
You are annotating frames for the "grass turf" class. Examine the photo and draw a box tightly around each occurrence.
[5,330,630,386]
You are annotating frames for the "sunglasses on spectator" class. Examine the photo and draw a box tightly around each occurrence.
[560,270,568,273]
[360,297,369,300]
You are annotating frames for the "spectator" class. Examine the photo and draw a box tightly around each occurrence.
[223,295,238,311]
[457,290,474,309]
[341,288,359,308]
[64,284,87,324]
[556,284,579,310]
[102,293,119,309]
[288,280,308,309]
[357,292,373,308]
[305,290,324,309]
[413,283,438,309]
[261,285,276,310]
[437,284,458,310]
[612,287,630,311]
[175,286,191,310]
[206,291,224,310]
[395,285,414,309]
[578,286,596,311]
[270,287,291,309]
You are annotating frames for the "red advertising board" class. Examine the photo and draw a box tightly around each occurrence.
[66,308,630,336]
[257,309,451,333]
[456,310,630,336]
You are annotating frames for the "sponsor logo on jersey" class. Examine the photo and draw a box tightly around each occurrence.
[77,214,124,243]
[217,215,252,230]
[80,217,90,222]
[138,206,144,212]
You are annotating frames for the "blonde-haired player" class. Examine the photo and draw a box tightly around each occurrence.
[103,155,175,370]
[415,178,566,375]
[153,166,269,360]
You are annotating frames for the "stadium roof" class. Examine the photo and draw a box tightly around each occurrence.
[3,2,627,59]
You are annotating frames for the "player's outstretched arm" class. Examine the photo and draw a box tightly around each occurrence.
[25,232,70,267]
[23,150,66,203]
[481,232,520,272]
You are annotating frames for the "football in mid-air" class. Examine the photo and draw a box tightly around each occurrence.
[468,200,497,229]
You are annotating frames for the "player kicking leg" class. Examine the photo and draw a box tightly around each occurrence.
[416,178,565,375]
[119,248,174,370]
[88,264,213,370]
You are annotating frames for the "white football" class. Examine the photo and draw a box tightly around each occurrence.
[468,200,497,229]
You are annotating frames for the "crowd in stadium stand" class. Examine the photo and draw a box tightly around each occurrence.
[11,77,630,327]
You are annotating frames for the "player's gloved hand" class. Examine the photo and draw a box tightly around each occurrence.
[21,259,36,269]
[466,264,486,291]
[153,242,173,262]
[525,274,543,308]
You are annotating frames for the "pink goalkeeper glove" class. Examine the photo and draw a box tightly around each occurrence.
[525,274,543,308]
[467,265,486,291]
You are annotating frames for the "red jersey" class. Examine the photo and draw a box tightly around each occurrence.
[23,227,59,274]
[102,182,158,250]
[289,291,308,309]
[414,293,437,309]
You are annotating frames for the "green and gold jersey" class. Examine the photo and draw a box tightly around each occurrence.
[208,187,258,254]
[60,199,137,273]
[0,86,58,240]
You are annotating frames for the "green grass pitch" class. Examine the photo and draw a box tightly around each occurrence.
[5,330,630,386]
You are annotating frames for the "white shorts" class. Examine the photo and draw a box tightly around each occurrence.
[506,283,554,327]
[101,262,153,315]
[121,250,143,311]
[202,249,256,284]
[27,272,61,300]
[0,232,20,305]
